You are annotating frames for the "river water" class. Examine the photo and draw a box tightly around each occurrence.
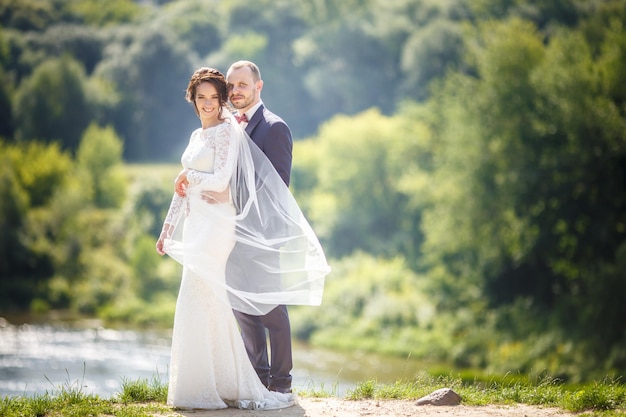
[0,319,429,398]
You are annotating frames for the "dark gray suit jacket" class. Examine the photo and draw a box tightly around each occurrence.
[244,104,293,186]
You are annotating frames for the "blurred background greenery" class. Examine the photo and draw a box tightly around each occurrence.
[1,0,625,384]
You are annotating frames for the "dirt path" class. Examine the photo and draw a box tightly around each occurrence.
[171,397,577,417]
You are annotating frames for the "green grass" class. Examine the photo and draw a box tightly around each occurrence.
[0,375,171,417]
[1,373,625,416]
[118,374,168,404]
[342,373,626,416]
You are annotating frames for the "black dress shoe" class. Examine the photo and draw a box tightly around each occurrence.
[268,385,292,394]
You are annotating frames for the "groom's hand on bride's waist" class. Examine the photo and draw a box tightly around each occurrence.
[201,189,230,204]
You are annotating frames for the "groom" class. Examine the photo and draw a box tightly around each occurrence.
[225,60,294,394]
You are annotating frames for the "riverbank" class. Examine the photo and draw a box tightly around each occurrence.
[2,322,625,416]
[0,321,429,398]
[3,376,626,417]
[167,398,576,417]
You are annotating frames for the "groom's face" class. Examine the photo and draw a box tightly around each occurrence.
[227,67,262,113]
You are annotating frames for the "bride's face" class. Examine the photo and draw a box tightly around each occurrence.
[194,81,221,128]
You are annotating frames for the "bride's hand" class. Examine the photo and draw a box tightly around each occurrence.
[156,235,166,256]
[156,225,172,255]
[175,169,190,197]
[201,189,230,204]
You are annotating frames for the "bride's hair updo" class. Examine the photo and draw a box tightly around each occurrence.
[186,67,229,119]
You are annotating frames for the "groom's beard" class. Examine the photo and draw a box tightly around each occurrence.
[229,92,258,111]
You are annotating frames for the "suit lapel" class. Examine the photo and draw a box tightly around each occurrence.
[245,105,264,141]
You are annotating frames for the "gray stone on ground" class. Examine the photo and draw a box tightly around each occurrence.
[416,387,462,406]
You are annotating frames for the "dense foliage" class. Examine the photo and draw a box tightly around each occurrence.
[1,0,625,382]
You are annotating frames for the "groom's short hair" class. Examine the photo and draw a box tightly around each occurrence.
[228,60,262,82]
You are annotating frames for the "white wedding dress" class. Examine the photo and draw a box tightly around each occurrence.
[161,121,296,410]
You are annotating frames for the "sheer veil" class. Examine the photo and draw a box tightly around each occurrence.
[166,113,330,315]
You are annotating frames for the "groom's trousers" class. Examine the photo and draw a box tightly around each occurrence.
[233,306,293,392]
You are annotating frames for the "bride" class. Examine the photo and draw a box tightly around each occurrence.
[155,67,329,410]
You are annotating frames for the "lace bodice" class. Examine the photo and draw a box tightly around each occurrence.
[163,122,238,227]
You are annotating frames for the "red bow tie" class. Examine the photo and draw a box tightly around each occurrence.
[235,114,248,123]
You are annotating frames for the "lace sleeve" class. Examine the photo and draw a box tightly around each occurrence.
[186,123,239,192]
[163,192,185,228]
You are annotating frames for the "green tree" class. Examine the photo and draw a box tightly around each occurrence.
[420,18,545,309]
[31,24,106,74]
[0,0,143,31]
[294,16,397,121]
[400,18,466,100]
[0,141,72,310]
[0,69,13,139]
[65,0,144,27]
[22,136,129,314]
[0,0,61,31]
[291,252,437,357]
[0,29,13,139]
[75,123,126,208]
[300,108,429,262]
[526,24,626,349]
[155,0,221,58]
[467,0,585,26]
[7,141,73,208]
[0,157,31,310]
[13,54,94,151]
[95,26,196,161]
[421,17,626,378]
